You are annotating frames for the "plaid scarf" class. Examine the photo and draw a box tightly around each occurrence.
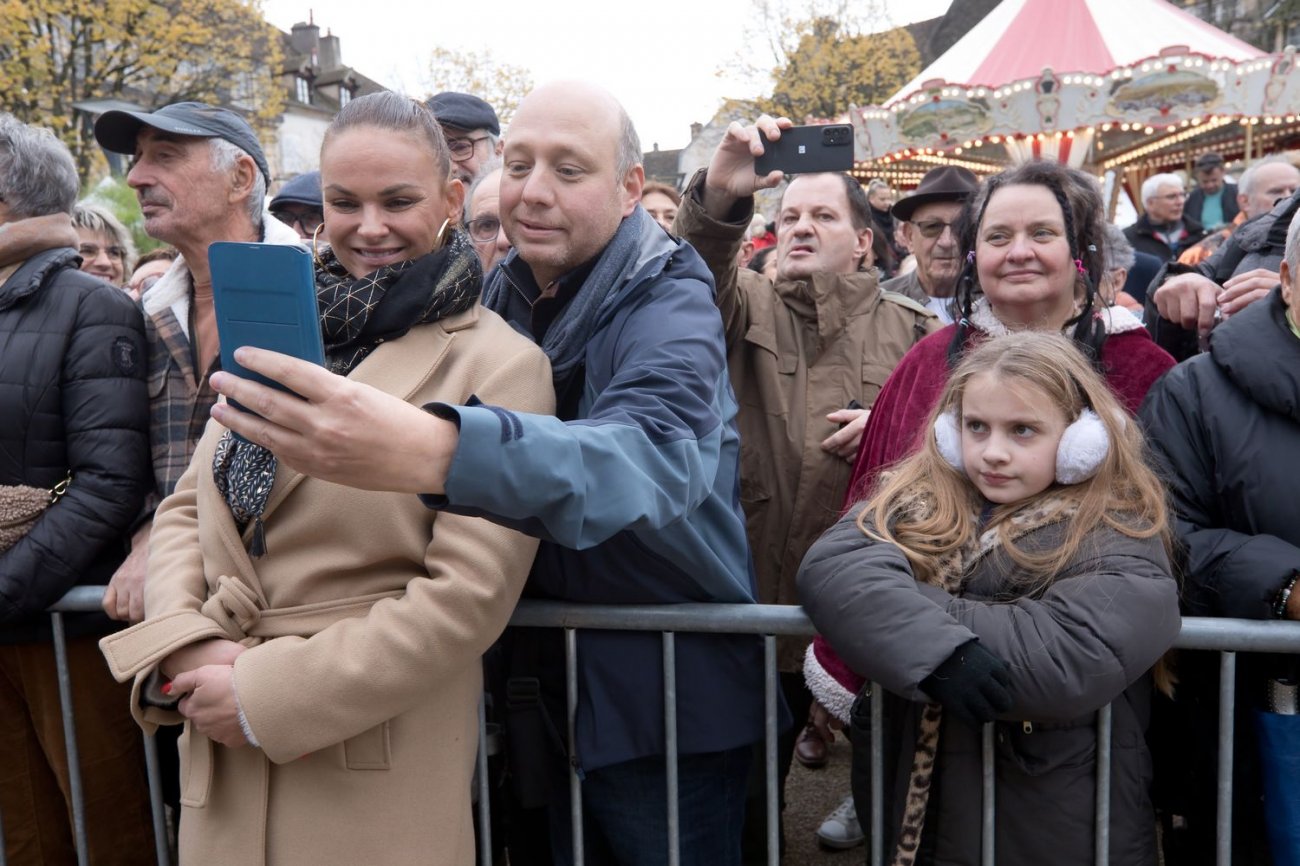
[213,229,482,556]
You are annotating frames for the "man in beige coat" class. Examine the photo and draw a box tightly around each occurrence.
[673,114,939,855]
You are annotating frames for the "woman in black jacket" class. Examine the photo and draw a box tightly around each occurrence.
[1140,211,1300,865]
[0,114,154,865]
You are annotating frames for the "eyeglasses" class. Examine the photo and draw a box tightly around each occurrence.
[79,243,128,261]
[1153,191,1187,202]
[130,274,163,295]
[466,215,502,244]
[271,209,324,233]
[447,135,493,162]
[908,218,958,239]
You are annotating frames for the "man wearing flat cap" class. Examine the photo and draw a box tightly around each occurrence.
[884,164,980,324]
[427,91,503,185]
[93,102,302,625]
[269,170,323,240]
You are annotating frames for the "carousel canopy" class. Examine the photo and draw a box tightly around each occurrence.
[889,0,1264,106]
[850,0,1297,193]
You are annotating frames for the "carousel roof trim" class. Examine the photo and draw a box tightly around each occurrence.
[888,0,1266,106]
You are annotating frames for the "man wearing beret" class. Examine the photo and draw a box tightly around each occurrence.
[93,103,302,624]
[427,91,504,185]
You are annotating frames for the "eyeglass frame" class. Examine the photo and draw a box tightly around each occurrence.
[447,134,493,163]
[466,215,503,244]
[271,208,325,233]
[906,218,960,240]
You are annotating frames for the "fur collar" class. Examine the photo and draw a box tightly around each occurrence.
[968,296,1144,338]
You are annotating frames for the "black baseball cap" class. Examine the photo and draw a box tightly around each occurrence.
[93,101,271,184]
[426,92,500,137]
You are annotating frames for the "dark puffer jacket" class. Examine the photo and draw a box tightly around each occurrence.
[0,247,150,640]
[800,507,1178,865]
[1140,287,1300,863]
[1144,188,1300,362]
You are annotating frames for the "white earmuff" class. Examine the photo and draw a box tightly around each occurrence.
[1055,408,1110,484]
[934,409,964,471]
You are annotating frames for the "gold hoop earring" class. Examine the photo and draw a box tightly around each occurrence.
[434,218,451,250]
[311,222,327,267]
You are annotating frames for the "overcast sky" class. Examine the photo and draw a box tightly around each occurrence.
[261,0,954,150]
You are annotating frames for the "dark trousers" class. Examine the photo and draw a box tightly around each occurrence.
[741,671,814,863]
[0,635,156,866]
[548,745,751,866]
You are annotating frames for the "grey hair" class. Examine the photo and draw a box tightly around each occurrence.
[73,201,137,271]
[1238,155,1296,199]
[209,137,266,228]
[1101,223,1135,272]
[1286,206,1300,274]
[615,105,642,181]
[867,178,890,196]
[1141,172,1184,206]
[0,113,79,218]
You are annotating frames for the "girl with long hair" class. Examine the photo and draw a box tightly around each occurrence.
[800,332,1179,865]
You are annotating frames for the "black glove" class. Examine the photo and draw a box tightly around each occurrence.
[919,639,1013,728]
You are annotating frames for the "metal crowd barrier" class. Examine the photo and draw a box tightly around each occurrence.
[16,587,1300,866]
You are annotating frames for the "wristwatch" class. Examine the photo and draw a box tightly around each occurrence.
[1273,572,1300,619]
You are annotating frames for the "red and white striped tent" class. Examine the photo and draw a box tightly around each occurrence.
[850,0,1298,190]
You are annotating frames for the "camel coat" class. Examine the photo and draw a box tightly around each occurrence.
[101,305,552,866]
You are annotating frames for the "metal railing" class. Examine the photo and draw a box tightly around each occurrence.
[14,587,1300,866]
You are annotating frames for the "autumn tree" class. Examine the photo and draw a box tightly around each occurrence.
[0,0,284,183]
[760,17,921,121]
[423,46,533,129]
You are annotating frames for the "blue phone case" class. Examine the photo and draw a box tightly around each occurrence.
[208,242,324,422]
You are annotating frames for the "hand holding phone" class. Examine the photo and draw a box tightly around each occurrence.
[754,124,855,176]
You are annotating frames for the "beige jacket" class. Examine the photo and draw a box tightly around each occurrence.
[676,172,939,669]
[101,305,553,866]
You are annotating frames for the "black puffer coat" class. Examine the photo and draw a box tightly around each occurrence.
[1144,188,1300,362]
[0,247,150,640]
[1140,287,1300,863]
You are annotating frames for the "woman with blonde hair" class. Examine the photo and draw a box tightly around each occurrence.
[801,331,1179,865]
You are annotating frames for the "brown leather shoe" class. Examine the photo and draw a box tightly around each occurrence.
[794,723,829,769]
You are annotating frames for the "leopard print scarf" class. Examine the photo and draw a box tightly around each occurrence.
[892,492,1080,866]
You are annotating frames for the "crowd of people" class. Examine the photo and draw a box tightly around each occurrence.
[1,79,1298,866]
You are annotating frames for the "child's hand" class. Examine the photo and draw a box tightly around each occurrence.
[919,640,1012,727]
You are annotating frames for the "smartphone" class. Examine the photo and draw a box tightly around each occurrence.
[208,242,324,423]
[755,124,855,176]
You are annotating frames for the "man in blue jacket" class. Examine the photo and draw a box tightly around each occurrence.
[209,80,769,865]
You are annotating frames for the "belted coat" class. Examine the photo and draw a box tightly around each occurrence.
[101,305,552,866]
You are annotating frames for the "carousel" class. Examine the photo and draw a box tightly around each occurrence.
[850,0,1300,212]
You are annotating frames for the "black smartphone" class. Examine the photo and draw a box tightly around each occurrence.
[754,124,855,175]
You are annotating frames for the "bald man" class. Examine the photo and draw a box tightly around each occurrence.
[207,81,768,865]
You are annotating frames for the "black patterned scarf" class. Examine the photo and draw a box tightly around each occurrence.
[212,229,482,556]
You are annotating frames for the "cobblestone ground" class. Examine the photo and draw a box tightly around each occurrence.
[777,736,861,865]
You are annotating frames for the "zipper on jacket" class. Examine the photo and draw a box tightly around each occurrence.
[1022,721,1034,734]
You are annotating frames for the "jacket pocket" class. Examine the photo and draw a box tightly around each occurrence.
[996,718,1096,777]
[344,721,392,770]
[860,362,894,409]
[178,722,214,808]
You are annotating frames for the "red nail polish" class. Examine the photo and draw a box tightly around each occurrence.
[161,682,172,695]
